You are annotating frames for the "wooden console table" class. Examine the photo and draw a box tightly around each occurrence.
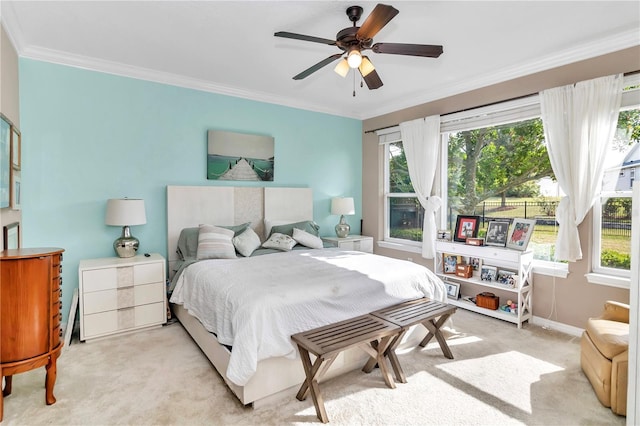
[1,248,65,421]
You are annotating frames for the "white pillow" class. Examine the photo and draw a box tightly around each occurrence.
[232,227,261,257]
[196,224,237,260]
[262,232,297,251]
[293,228,323,249]
[264,219,289,240]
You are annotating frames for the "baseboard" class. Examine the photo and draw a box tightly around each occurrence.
[532,316,583,337]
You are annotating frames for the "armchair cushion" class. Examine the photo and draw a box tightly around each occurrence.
[585,318,629,360]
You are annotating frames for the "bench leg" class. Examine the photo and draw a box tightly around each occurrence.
[296,346,330,423]
[359,336,396,389]
[297,353,338,402]
[385,330,407,383]
[419,314,454,359]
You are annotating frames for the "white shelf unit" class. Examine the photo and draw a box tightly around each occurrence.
[435,241,533,328]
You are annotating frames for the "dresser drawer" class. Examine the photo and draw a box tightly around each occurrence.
[83,282,164,315]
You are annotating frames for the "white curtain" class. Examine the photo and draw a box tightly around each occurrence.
[400,115,441,259]
[540,74,623,262]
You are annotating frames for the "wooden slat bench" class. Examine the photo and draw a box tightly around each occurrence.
[291,314,402,423]
[367,298,457,383]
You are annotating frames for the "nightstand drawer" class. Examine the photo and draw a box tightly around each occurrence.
[83,282,164,314]
[83,302,165,338]
[82,262,164,293]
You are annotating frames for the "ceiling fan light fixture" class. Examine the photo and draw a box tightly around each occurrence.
[347,49,362,68]
[334,58,350,77]
[358,56,375,77]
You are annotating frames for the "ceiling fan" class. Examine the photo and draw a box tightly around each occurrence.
[274,3,443,90]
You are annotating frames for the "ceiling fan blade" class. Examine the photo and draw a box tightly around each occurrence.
[356,4,399,41]
[293,54,343,80]
[274,31,336,46]
[372,42,443,58]
[360,68,383,90]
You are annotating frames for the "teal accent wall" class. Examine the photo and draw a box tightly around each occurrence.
[19,59,362,324]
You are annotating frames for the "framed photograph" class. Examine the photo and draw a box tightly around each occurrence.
[454,215,480,242]
[506,218,535,251]
[11,125,20,170]
[480,265,497,282]
[0,114,10,209]
[11,172,21,210]
[442,253,461,274]
[445,282,460,299]
[469,256,482,271]
[3,221,19,250]
[437,229,451,241]
[497,269,518,288]
[485,220,510,247]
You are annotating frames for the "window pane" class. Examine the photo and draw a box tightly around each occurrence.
[389,197,424,241]
[597,107,639,272]
[598,196,631,271]
[446,118,558,260]
[388,142,416,193]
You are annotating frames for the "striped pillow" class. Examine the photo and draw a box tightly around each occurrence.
[196,224,237,259]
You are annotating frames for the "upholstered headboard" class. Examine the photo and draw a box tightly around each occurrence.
[166,185,313,273]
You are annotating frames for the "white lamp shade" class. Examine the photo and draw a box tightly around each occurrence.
[105,199,147,226]
[331,197,355,216]
[334,58,350,78]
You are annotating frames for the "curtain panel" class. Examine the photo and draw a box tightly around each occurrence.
[540,74,623,262]
[400,115,441,259]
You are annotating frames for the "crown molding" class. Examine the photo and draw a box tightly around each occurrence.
[363,28,640,119]
[3,0,637,123]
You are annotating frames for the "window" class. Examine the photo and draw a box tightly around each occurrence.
[592,105,639,278]
[443,116,560,263]
[383,140,424,244]
[379,74,639,281]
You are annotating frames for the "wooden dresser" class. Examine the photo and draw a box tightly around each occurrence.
[0,247,65,421]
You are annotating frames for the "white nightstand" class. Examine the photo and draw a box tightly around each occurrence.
[322,235,374,253]
[78,253,167,341]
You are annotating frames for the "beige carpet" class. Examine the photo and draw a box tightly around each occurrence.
[1,310,624,425]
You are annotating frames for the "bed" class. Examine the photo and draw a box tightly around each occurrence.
[166,185,447,407]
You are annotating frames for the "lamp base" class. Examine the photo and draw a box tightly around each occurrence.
[335,215,350,238]
[113,226,139,258]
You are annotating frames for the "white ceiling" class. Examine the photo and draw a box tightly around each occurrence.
[2,1,639,120]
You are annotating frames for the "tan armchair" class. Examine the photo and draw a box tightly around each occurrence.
[580,301,629,416]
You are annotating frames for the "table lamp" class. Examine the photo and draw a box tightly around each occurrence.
[331,197,355,238]
[105,198,147,258]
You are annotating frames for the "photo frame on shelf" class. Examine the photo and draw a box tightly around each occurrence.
[480,265,497,281]
[11,125,20,170]
[442,253,461,274]
[437,229,451,241]
[469,256,482,271]
[485,220,510,247]
[3,221,19,250]
[453,215,480,242]
[445,281,460,299]
[506,218,535,251]
[497,269,518,288]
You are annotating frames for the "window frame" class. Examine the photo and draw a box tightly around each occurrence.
[589,90,640,284]
[382,138,423,248]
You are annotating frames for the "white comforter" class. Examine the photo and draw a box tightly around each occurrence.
[170,248,446,386]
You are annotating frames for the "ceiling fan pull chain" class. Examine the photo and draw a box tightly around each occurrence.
[353,70,356,97]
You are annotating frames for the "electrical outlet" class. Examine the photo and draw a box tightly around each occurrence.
[407,257,413,262]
